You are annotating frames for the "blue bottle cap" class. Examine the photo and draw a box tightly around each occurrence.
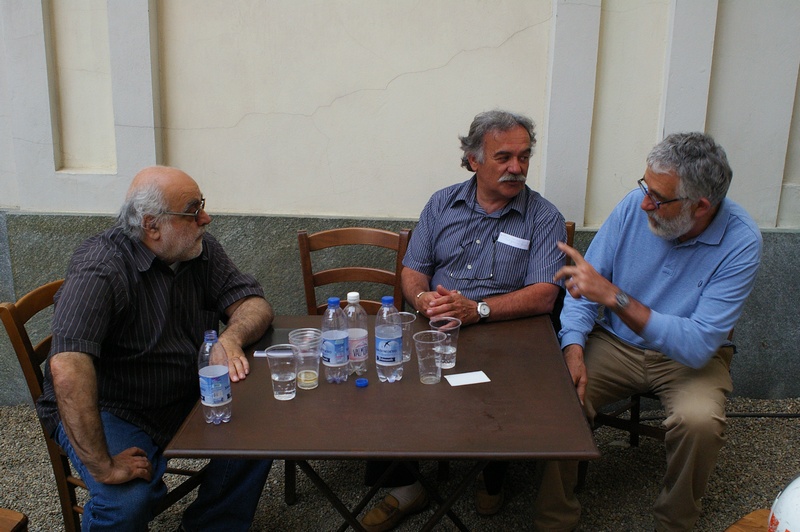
[355,378,369,388]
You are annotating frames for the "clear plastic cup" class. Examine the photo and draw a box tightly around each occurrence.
[288,328,322,390]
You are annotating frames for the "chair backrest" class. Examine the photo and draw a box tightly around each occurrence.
[0,280,63,403]
[0,280,86,531]
[565,220,576,264]
[298,227,411,314]
[551,221,576,332]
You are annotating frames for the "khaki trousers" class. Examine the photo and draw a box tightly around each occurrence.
[534,328,733,532]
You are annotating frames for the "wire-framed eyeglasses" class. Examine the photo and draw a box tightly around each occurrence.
[163,198,206,221]
[637,179,687,210]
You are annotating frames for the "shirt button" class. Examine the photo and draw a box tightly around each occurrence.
[467,265,472,270]
[475,239,481,244]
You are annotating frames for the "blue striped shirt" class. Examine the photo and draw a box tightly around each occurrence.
[37,226,264,447]
[403,176,566,301]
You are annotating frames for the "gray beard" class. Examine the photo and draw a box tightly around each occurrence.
[647,203,694,241]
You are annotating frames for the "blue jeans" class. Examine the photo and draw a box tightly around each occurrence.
[55,412,272,532]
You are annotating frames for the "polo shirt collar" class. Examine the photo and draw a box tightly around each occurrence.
[678,198,731,247]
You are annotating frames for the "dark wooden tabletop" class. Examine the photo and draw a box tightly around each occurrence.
[164,314,599,462]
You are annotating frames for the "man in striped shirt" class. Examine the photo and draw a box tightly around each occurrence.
[37,166,274,531]
[361,110,566,532]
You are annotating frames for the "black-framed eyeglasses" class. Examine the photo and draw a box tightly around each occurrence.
[637,179,687,210]
[448,238,496,281]
[163,197,205,221]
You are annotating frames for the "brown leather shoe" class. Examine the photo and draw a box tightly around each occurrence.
[360,491,430,532]
[475,487,504,516]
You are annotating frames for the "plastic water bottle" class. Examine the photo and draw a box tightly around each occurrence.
[375,296,403,382]
[345,292,369,376]
[321,297,349,383]
[198,330,232,424]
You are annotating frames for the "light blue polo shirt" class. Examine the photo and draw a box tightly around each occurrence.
[559,189,762,369]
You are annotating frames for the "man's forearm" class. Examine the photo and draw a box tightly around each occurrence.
[484,282,560,321]
[51,352,113,479]
[222,296,274,349]
[401,268,432,311]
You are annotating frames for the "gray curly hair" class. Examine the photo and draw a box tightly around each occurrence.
[116,183,169,240]
[459,110,536,171]
[647,132,732,207]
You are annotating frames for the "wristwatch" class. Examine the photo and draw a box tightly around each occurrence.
[477,301,491,322]
[614,291,630,312]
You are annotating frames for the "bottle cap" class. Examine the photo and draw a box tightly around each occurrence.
[355,378,369,388]
[347,292,360,304]
[381,295,394,305]
[327,296,340,307]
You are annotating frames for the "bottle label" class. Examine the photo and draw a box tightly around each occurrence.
[199,365,232,406]
[322,330,348,366]
[348,329,368,362]
[375,325,402,365]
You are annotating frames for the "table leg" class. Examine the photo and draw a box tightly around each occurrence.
[285,459,297,505]
[297,460,367,531]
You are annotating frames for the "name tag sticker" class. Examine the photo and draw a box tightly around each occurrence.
[496,232,530,250]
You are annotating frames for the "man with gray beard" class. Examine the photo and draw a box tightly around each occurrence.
[360,109,566,531]
[541,132,762,531]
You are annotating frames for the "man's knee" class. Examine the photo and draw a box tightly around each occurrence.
[83,478,165,531]
[665,400,726,443]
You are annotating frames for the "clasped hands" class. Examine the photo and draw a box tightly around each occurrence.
[416,285,480,325]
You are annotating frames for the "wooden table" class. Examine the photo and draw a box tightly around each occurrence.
[165,314,599,530]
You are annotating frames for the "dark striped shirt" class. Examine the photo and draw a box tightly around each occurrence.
[37,226,264,448]
[403,176,566,301]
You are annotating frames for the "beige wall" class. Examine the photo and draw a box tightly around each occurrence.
[157,1,552,218]
[2,0,799,228]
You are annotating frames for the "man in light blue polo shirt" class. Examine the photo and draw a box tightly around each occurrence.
[541,132,762,532]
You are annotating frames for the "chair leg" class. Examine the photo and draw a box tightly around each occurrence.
[284,460,297,505]
[576,461,588,493]
[629,394,641,447]
[436,460,450,481]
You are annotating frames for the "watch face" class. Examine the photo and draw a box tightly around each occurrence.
[616,291,630,309]
[478,302,490,317]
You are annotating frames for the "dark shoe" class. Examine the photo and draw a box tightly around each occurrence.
[360,491,429,532]
[475,487,504,516]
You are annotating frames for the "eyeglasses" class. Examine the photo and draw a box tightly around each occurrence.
[163,198,205,221]
[637,179,687,209]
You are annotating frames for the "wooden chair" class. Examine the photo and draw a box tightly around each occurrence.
[0,280,206,532]
[298,227,411,314]
[724,509,770,532]
[0,508,28,532]
[565,220,575,259]
[550,221,576,333]
[287,228,411,504]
